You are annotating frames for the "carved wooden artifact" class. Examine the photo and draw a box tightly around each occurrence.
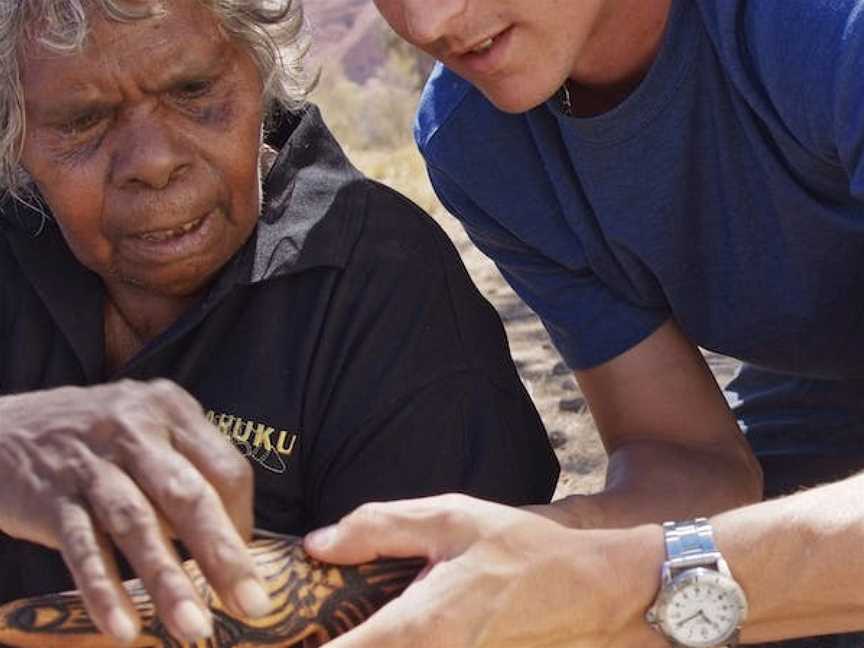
[0,535,425,647]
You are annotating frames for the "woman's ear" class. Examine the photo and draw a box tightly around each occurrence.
[259,142,278,177]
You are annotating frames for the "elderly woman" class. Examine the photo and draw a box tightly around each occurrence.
[0,0,560,644]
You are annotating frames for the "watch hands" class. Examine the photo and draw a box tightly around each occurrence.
[676,611,705,627]
[701,612,721,630]
[677,610,722,631]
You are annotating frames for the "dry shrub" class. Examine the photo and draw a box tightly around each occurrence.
[313,62,418,151]
[347,145,439,215]
[312,58,441,216]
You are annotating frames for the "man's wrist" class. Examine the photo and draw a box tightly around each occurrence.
[584,523,666,645]
[620,523,666,607]
[524,494,606,529]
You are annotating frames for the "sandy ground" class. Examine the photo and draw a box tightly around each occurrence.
[427,208,742,499]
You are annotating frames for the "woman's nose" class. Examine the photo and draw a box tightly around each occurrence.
[110,109,192,191]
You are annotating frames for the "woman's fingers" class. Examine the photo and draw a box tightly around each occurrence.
[55,498,140,645]
[83,458,214,642]
[143,379,255,541]
[96,379,268,620]
[117,437,270,621]
[0,379,267,642]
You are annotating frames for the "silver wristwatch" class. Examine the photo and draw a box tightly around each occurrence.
[646,518,748,648]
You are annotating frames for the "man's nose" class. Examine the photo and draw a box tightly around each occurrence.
[110,109,192,191]
[400,0,467,46]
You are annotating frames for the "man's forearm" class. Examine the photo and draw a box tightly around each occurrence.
[539,439,763,528]
[558,472,864,646]
[714,471,864,642]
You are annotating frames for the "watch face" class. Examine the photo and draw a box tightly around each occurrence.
[656,568,747,648]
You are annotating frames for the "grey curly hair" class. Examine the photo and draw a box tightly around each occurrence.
[0,0,313,200]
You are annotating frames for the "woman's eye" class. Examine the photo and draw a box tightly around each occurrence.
[175,79,214,99]
[62,112,104,135]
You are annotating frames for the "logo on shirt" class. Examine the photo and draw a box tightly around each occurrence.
[206,409,298,474]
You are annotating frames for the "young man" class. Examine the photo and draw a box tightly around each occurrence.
[305,1,864,646]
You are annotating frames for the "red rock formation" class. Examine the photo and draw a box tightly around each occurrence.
[304,0,388,83]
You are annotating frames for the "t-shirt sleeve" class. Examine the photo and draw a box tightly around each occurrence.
[301,183,560,527]
[744,1,864,201]
[835,10,864,201]
[426,163,667,370]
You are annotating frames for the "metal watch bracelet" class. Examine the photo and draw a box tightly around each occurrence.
[647,518,747,648]
[663,518,723,575]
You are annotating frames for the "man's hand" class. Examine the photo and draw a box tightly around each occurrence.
[304,493,668,648]
[0,380,271,644]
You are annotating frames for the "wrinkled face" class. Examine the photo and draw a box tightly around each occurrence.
[20,0,264,300]
[373,0,606,113]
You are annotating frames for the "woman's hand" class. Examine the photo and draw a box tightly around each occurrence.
[305,493,668,648]
[0,379,270,644]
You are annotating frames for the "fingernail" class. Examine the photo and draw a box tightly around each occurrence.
[306,526,336,551]
[234,578,272,618]
[106,608,137,645]
[173,600,213,640]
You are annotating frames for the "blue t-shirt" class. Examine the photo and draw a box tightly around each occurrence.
[415,0,864,456]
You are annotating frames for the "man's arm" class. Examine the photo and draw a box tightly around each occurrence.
[304,473,864,648]
[538,319,763,528]
[561,470,864,644]
[717,472,864,642]
[600,471,864,644]
[423,162,762,528]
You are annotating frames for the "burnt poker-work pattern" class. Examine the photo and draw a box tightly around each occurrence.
[0,536,425,647]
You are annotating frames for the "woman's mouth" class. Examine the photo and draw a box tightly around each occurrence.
[124,208,221,266]
[136,215,207,242]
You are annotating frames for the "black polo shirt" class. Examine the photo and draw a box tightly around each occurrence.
[0,106,559,602]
